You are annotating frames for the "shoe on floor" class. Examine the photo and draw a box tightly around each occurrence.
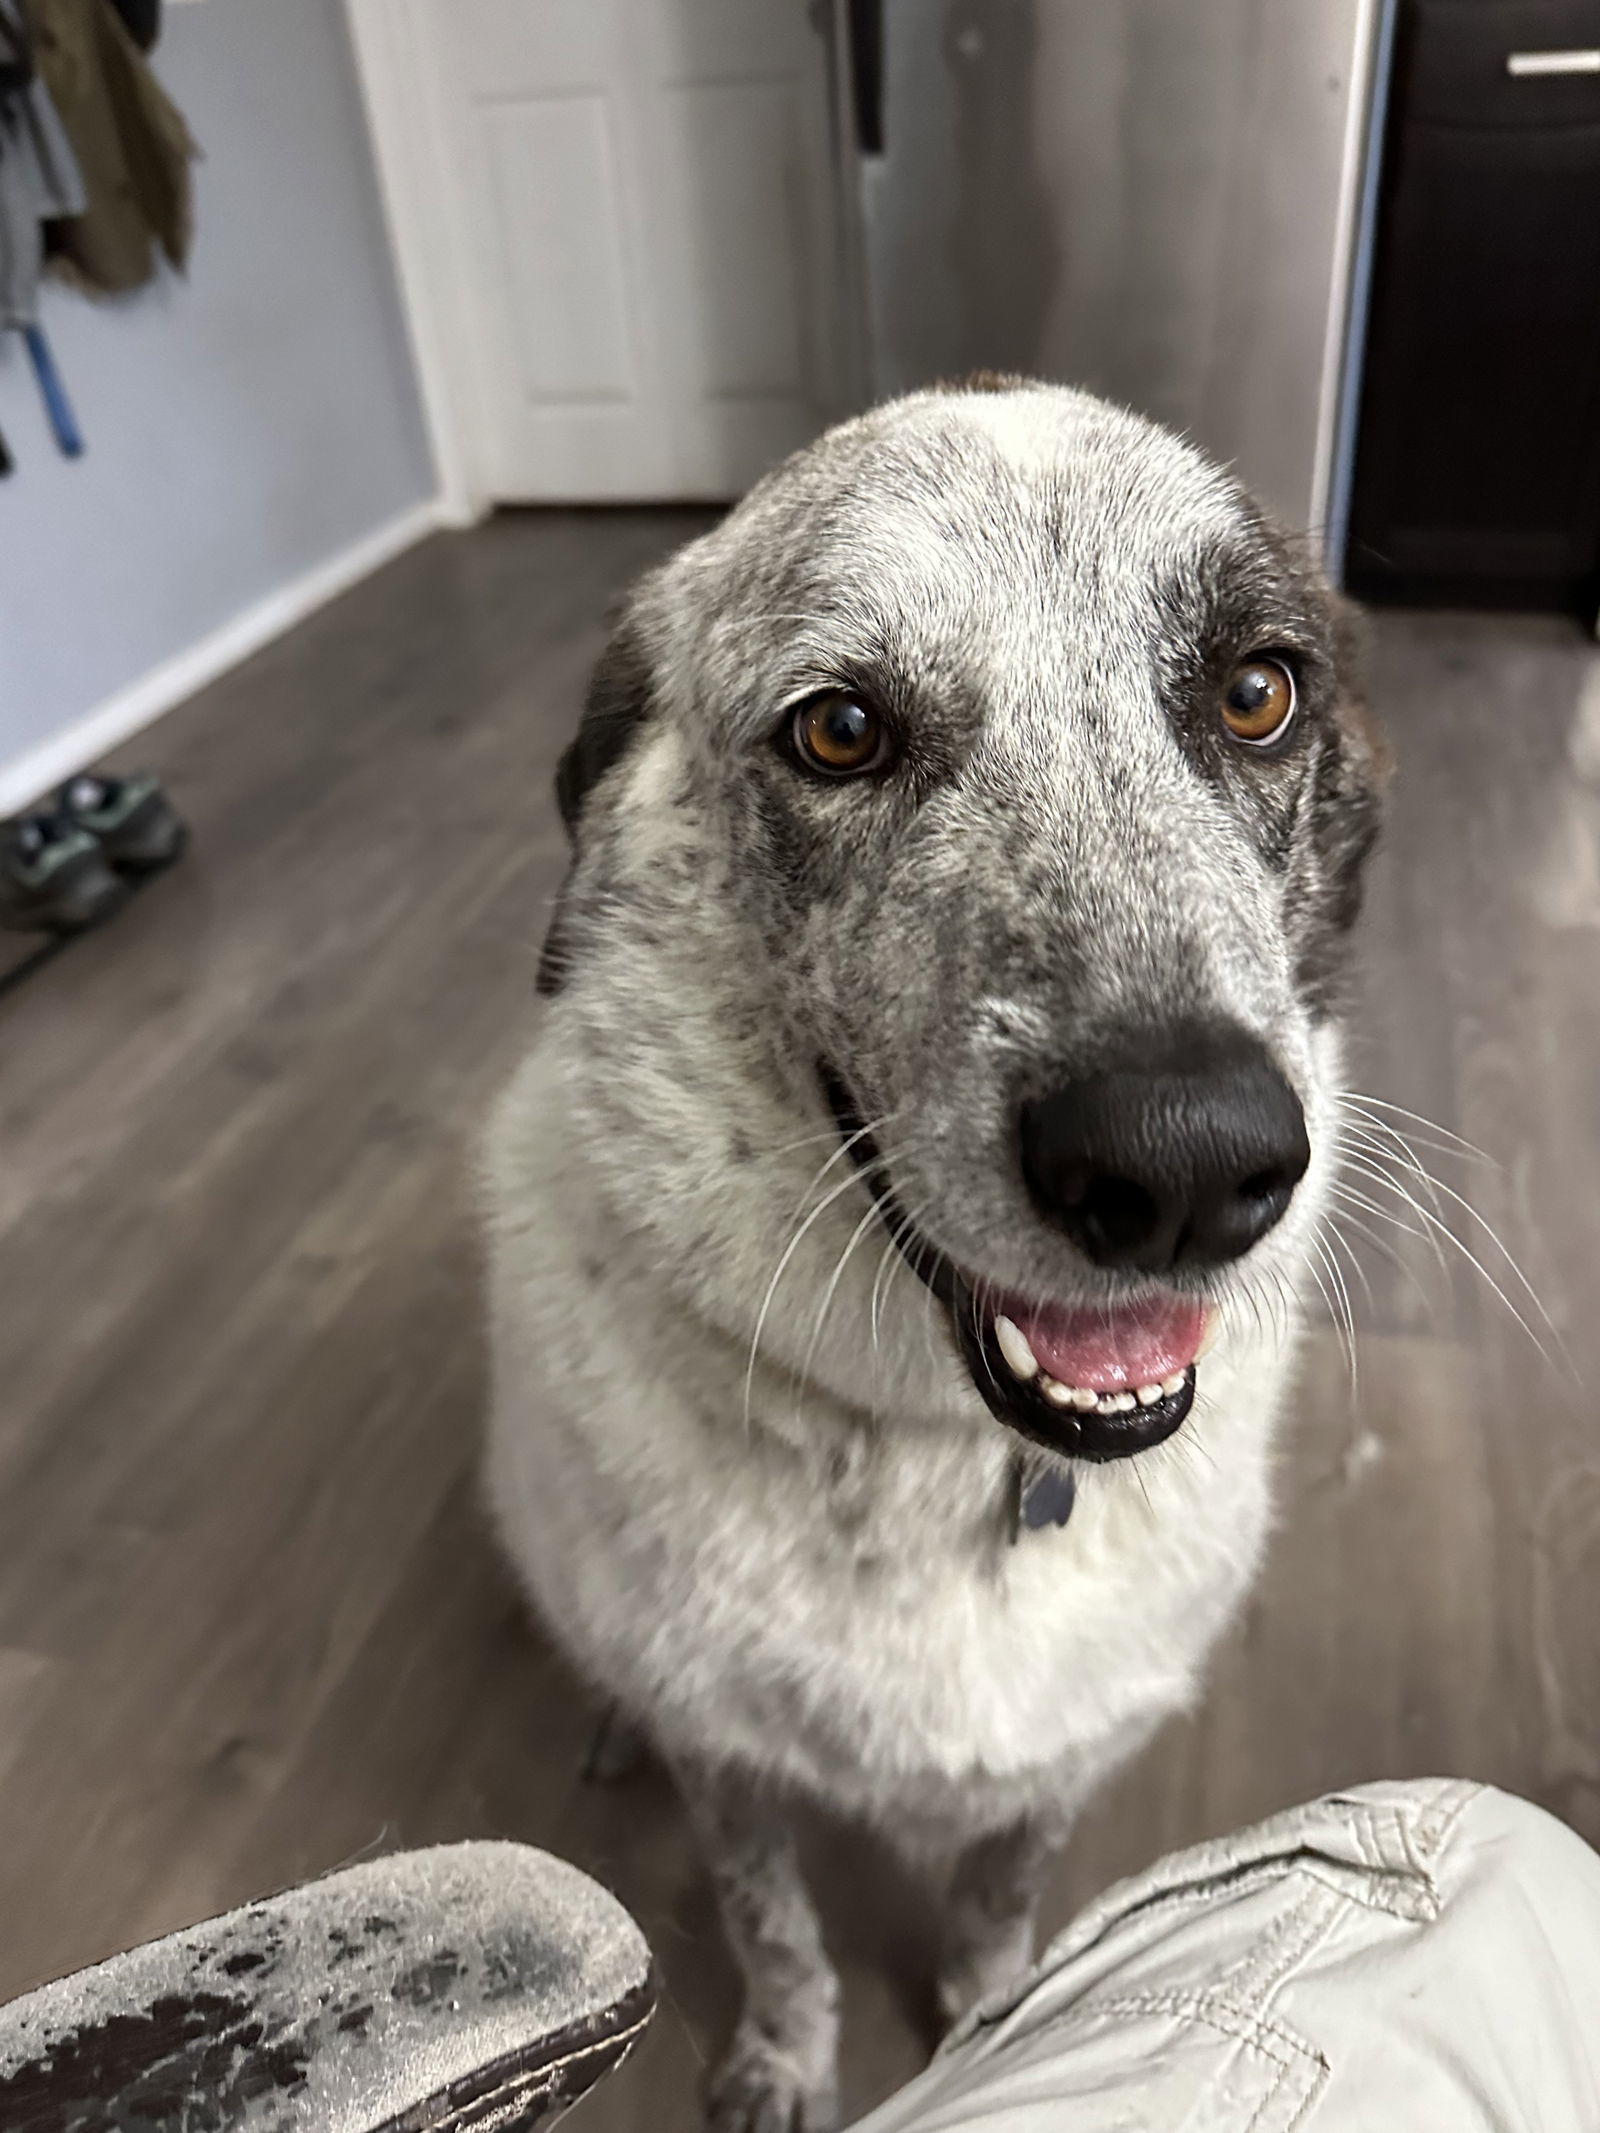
[56,770,188,873]
[0,809,129,934]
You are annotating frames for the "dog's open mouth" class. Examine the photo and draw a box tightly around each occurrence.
[950,1287,1207,1460]
[823,1069,1209,1462]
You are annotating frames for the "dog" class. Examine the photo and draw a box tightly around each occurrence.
[482,378,1384,2133]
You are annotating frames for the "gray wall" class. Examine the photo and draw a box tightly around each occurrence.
[0,0,434,779]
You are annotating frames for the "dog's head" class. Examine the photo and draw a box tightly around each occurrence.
[540,383,1385,1461]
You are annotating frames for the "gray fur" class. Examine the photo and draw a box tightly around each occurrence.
[482,383,1383,2132]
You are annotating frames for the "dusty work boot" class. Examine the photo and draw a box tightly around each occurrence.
[0,1842,656,2131]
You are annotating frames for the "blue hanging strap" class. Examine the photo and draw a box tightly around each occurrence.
[22,323,84,457]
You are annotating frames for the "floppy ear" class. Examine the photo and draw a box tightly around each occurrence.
[536,611,656,997]
[1296,590,1390,1009]
[1324,590,1393,881]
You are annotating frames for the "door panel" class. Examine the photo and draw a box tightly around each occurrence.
[484,96,637,404]
[418,0,846,501]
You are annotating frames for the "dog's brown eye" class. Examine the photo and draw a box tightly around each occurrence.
[1220,658,1296,747]
[791,692,889,777]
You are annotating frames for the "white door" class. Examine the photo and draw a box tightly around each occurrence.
[395,0,850,503]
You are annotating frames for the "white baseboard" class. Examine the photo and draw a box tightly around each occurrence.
[0,495,453,816]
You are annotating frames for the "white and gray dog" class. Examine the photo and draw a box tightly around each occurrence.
[483,379,1385,2132]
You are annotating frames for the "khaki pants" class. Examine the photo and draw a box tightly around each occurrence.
[854,1780,1600,2132]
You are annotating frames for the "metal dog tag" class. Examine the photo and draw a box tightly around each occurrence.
[1018,1462,1077,1534]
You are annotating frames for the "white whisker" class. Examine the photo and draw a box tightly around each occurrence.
[797,1196,887,1417]
[787,1113,893,1223]
[1307,1232,1358,1396]
[1330,1173,1450,1280]
[1323,1213,1377,1320]
[1340,1090,1495,1167]
[743,1164,886,1436]
[1324,1191,1432,1301]
[763,1122,865,1163]
[1340,1153,1567,1379]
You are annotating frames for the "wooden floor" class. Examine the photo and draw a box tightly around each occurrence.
[4,513,1600,2126]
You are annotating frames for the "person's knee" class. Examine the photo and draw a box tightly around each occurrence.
[1421,1780,1600,1959]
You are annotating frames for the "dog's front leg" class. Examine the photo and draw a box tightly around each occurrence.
[936,1818,1054,2032]
[675,1757,841,2133]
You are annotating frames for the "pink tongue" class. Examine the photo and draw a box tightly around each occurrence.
[1006,1293,1206,1393]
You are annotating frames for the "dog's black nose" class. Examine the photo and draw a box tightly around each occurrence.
[1019,1027,1310,1272]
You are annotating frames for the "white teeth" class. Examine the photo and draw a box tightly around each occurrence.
[994,1314,1039,1382]
[1197,1314,1218,1360]
[1039,1376,1103,1412]
[1037,1371,1189,1415]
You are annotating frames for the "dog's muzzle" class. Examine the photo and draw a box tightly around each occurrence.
[819,1068,1240,1462]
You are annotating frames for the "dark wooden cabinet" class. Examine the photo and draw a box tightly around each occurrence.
[1345,0,1600,615]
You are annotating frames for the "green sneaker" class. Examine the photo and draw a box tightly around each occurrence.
[0,809,129,934]
[55,770,188,873]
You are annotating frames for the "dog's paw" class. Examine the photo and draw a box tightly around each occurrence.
[936,1927,1034,2035]
[706,2033,838,2133]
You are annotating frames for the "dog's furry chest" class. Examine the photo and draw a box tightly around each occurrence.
[487,1289,1271,1833]
[624,1457,1261,1823]
[484,1040,1291,1839]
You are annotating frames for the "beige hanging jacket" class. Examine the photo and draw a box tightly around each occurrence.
[24,0,196,296]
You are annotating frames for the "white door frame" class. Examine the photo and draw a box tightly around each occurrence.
[344,0,491,524]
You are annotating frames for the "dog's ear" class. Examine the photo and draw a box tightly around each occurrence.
[552,613,657,840]
[1327,591,1393,796]
[1297,590,1390,1009]
[537,610,656,997]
